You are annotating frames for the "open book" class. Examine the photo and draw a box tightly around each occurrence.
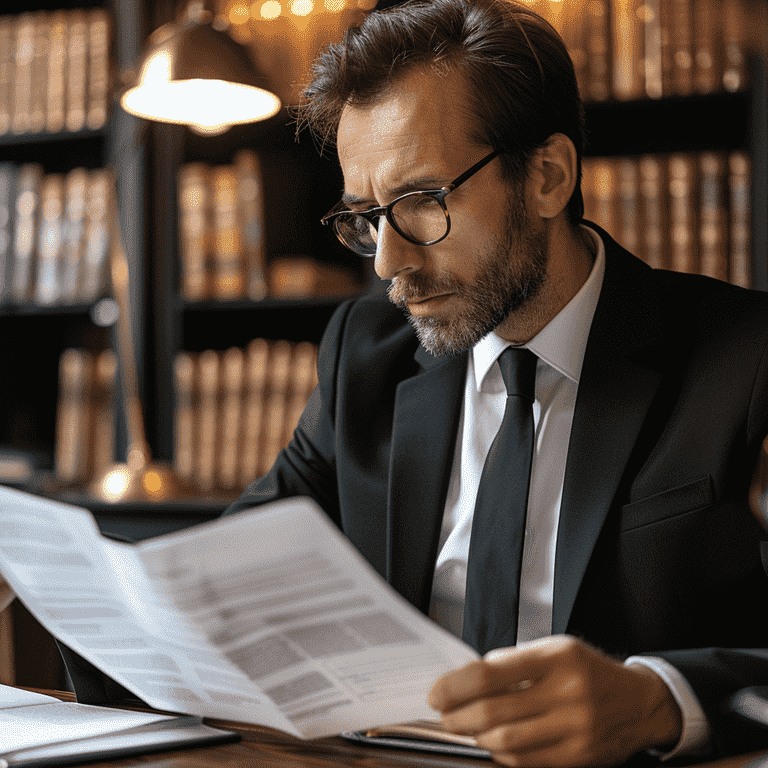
[0,684,237,767]
[0,487,479,740]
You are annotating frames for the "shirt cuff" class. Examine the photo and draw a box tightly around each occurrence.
[624,655,712,760]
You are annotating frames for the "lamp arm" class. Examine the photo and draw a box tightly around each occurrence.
[107,171,152,473]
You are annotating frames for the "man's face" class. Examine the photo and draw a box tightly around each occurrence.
[336,67,548,356]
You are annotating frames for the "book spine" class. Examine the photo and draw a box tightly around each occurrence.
[668,154,697,274]
[235,149,268,301]
[196,348,220,492]
[239,338,269,488]
[64,9,87,132]
[0,17,12,136]
[281,341,317,450]
[178,163,210,301]
[174,351,196,483]
[642,0,663,98]
[28,11,49,134]
[721,0,747,92]
[89,348,116,478]
[559,1,588,101]
[661,0,693,96]
[612,0,643,101]
[698,152,727,282]
[219,346,245,491]
[12,163,42,303]
[45,10,67,134]
[259,340,293,476]
[35,172,65,305]
[81,169,109,302]
[211,165,244,300]
[0,163,16,304]
[692,0,720,95]
[11,14,35,135]
[584,0,611,102]
[86,8,109,131]
[728,151,750,288]
[61,167,87,303]
[55,347,93,484]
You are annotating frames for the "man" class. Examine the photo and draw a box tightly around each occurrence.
[225,0,768,765]
[2,0,766,764]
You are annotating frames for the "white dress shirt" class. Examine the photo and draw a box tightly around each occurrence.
[428,225,709,759]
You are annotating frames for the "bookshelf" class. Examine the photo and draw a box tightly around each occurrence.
[581,63,768,290]
[0,0,127,691]
[0,0,120,491]
[146,102,370,478]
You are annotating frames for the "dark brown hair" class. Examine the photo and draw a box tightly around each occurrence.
[293,0,587,224]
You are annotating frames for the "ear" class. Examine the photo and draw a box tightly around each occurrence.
[526,133,578,220]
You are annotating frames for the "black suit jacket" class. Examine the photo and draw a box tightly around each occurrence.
[226,224,768,757]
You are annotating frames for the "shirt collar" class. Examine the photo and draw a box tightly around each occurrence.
[472,224,606,391]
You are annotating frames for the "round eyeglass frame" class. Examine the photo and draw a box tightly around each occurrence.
[320,148,503,257]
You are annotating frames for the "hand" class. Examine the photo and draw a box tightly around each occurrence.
[428,635,682,768]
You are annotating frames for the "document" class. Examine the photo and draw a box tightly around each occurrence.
[0,488,479,739]
[0,684,237,765]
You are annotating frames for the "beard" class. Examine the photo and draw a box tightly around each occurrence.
[386,194,548,356]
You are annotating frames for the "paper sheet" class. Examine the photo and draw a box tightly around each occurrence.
[0,488,478,738]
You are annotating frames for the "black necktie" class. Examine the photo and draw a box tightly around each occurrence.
[462,346,537,654]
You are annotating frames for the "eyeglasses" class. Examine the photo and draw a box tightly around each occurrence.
[321,148,502,257]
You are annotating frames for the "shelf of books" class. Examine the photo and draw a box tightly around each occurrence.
[0,0,116,691]
[0,2,115,501]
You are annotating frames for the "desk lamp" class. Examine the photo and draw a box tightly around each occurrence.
[90,0,281,502]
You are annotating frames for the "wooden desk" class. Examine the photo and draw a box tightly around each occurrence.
[23,689,768,768]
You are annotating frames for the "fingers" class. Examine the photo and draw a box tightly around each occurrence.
[429,636,583,714]
[439,683,547,735]
[428,636,680,767]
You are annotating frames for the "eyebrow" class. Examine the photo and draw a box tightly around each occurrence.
[341,175,451,209]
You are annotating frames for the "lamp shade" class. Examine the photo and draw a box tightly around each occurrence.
[120,6,281,133]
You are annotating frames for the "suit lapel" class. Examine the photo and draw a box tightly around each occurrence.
[552,232,668,634]
[387,346,467,613]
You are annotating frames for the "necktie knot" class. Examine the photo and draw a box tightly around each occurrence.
[498,347,537,402]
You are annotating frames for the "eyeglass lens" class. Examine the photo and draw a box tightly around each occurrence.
[335,193,448,255]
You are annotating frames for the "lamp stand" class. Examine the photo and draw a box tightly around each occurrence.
[90,173,192,503]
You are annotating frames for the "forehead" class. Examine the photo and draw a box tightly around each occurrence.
[336,68,476,190]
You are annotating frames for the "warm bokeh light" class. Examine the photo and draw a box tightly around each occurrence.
[229,3,250,24]
[257,1,282,19]
[290,0,313,15]
[143,470,163,495]
[100,467,131,501]
[324,0,346,11]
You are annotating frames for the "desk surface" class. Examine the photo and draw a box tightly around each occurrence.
[22,689,768,768]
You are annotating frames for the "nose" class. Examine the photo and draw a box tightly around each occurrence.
[373,219,424,281]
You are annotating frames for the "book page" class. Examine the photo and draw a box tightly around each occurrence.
[134,496,479,738]
[0,684,60,709]
[0,698,176,753]
[0,488,478,738]
[0,488,297,735]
